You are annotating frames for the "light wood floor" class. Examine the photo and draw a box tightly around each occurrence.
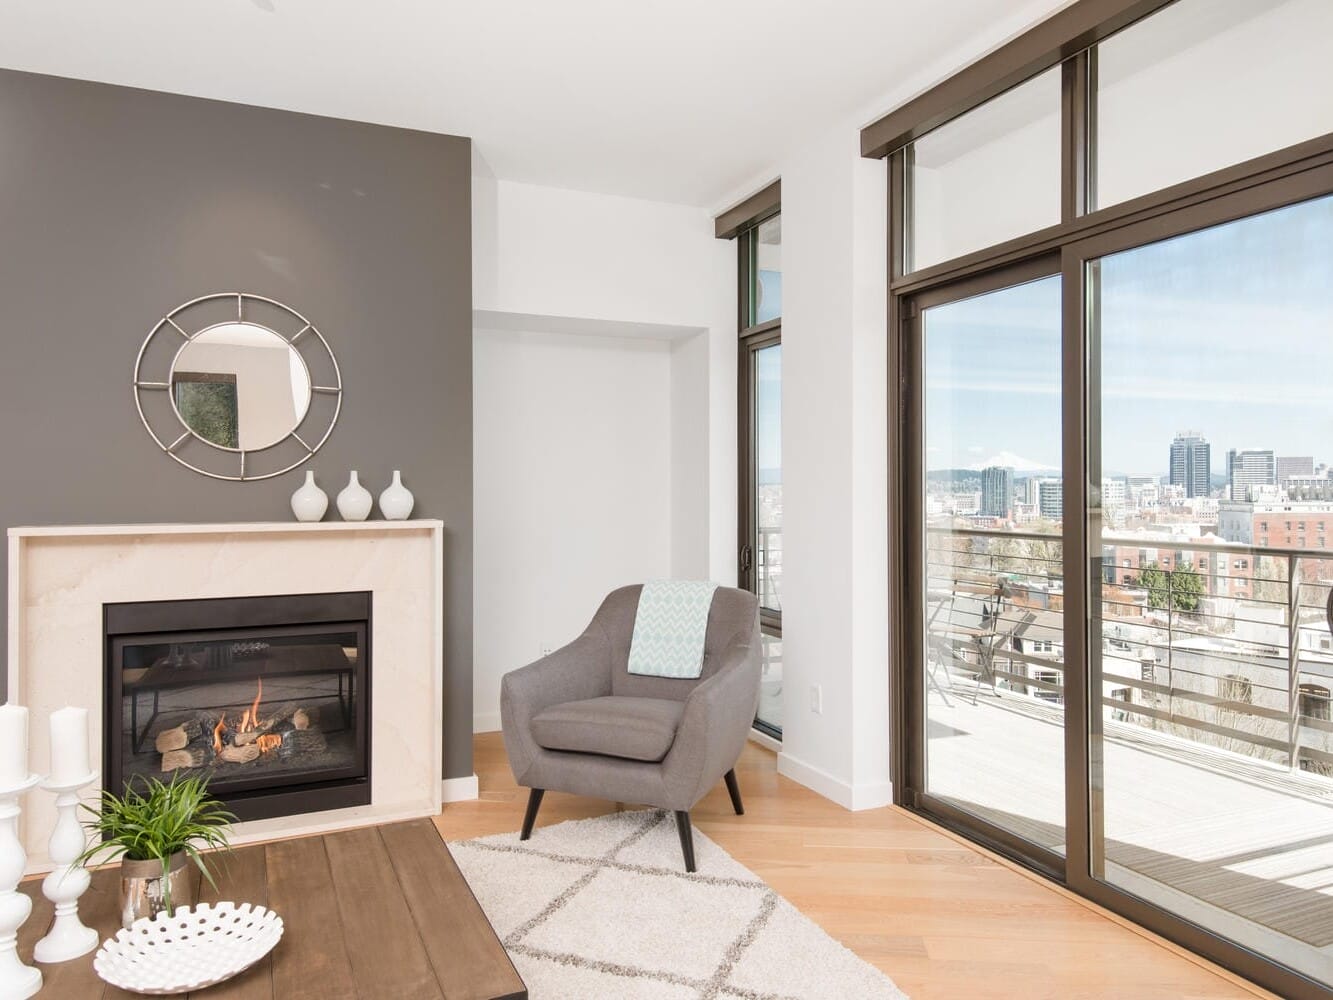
[436,732,1277,1000]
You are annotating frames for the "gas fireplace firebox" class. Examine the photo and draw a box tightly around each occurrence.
[104,592,371,822]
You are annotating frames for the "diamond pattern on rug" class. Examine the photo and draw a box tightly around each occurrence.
[450,810,908,1000]
[526,865,769,979]
[513,953,702,1000]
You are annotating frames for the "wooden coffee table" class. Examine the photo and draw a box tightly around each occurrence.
[18,819,526,999]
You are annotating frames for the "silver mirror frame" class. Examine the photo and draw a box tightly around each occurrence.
[133,292,342,481]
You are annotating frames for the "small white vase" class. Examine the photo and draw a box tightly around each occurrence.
[336,471,373,522]
[290,471,329,522]
[378,470,415,521]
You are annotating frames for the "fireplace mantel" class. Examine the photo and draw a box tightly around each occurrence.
[8,519,446,871]
[9,520,442,538]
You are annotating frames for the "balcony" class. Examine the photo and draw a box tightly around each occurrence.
[925,527,1333,967]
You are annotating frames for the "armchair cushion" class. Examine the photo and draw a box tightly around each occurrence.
[530,696,685,763]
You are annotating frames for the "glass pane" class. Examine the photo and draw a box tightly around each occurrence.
[755,342,782,614]
[757,631,783,733]
[908,68,1061,272]
[117,627,364,795]
[1091,194,1333,988]
[752,215,782,324]
[922,273,1065,851]
[1095,0,1333,210]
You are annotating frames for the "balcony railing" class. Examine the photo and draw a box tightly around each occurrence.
[757,525,782,613]
[926,526,1333,777]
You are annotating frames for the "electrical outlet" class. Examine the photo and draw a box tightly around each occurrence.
[809,684,822,715]
[540,642,555,657]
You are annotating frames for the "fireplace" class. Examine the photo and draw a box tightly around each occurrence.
[104,592,371,822]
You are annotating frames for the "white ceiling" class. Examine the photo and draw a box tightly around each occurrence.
[0,0,1067,207]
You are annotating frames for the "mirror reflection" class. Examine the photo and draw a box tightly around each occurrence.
[170,323,312,451]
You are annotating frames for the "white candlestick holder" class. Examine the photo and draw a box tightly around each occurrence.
[0,774,42,999]
[34,770,99,965]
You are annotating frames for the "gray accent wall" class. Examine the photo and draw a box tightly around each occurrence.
[0,70,474,778]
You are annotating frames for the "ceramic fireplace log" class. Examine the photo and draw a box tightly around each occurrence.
[217,744,261,765]
[153,720,202,753]
[160,747,208,772]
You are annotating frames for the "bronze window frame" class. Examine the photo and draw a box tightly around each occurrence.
[735,215,783,740]
[735,213,784,633]
[873,1,1333,995]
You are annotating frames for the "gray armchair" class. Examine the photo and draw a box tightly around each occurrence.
[500,584,761,871]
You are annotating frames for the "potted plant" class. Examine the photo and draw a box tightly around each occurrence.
[78,773,235,927]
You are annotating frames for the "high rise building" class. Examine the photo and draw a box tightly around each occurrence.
[1227,448,1276,501]
[1022,476,1042,506]
[1277,455,1314,482]
[1100,477,1126,509]
[1169,432,1211,498]
[1037,479,1063,520]
[980,466,1014,518]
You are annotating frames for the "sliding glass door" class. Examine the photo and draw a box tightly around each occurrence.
[1084,193,1333,988]
[901,188,1333,997]
[914,264,1067,865]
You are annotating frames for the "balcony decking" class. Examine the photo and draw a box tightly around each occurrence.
[927,687,1333,957]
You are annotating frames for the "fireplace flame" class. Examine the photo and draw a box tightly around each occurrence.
[256,733,282,755]
[212,713,226,755]
[239,678,264,733]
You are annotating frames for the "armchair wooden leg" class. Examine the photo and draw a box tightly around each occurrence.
[520,788,545,841]
[673,811,697,873]
[723,768,744,816]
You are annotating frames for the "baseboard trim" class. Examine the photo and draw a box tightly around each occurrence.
[474,711,501,734]
[776,752,891,812]
[850,779,893,812]
[747,728,782,753]
[441,773,480,802]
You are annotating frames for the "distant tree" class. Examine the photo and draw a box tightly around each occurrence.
[1170,561,1204,612]
[1138,562,1170,610]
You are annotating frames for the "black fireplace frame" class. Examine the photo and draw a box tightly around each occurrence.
[103,591,372,822]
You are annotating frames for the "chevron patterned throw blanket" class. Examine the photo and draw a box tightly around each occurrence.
[626,580,719,679]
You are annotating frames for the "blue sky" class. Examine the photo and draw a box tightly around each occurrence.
[925,194,1333,476]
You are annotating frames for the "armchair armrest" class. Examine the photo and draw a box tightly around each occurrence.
[661,630,761,810]
[500,629,614,784]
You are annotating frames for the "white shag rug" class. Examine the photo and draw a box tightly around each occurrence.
[450,809,908,1000]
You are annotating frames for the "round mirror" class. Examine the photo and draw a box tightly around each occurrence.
[169,322,312,451]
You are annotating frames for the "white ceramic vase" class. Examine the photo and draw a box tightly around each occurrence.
[289,471,329,522]
[378,470,415,521]
[336,472,373,522]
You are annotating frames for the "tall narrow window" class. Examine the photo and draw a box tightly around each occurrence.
[738,213,783,738]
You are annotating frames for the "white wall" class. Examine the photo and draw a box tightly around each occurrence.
[472,328,676,731]
[470,169,735,732]
[775,123,891,810]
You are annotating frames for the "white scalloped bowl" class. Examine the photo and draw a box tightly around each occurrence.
[94,901,284,995]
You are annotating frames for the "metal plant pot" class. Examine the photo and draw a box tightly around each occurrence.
[120,852,193,928]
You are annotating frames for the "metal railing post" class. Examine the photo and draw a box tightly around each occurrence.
[1288,553,1302,772]
[1166,569,1174,729]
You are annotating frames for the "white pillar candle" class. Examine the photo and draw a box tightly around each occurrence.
[0,704,28,789]
[48,707,90,786]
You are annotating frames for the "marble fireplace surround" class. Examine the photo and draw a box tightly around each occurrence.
[8,521,446,871]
